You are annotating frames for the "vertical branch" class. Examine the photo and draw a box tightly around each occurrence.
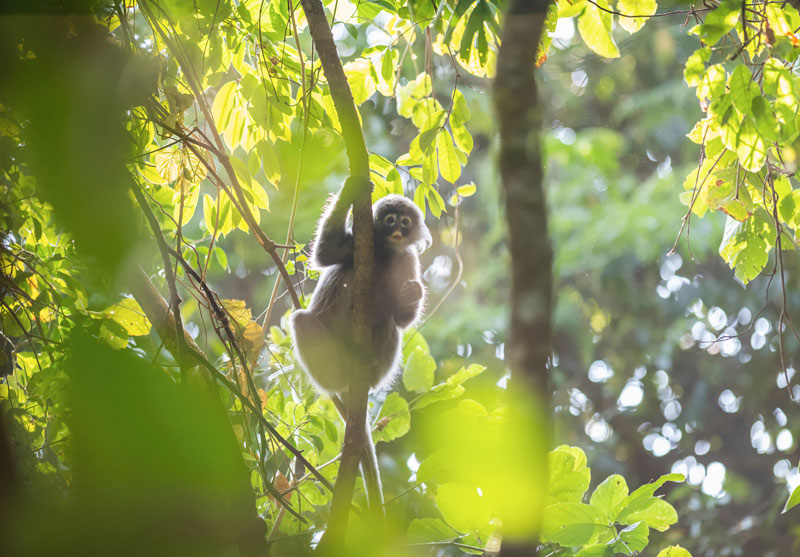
[298,0,378,548]
[494,1,553,555]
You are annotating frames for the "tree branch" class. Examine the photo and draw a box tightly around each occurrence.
[298,0,381,548]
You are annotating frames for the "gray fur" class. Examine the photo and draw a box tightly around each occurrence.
[290,190,429,393]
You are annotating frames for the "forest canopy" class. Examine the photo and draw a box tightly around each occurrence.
[1,0,800,556]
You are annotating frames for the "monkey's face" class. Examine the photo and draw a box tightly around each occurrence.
[377,211,417,248]
[373,194,432,252]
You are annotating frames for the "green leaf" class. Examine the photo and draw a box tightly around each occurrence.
[697,64,726,100]
[577,0,620,58]
[614,473,684,520]
[403,345,436,393]
[590,474,629,521]
[683,47,711,87]
[621,498,677,532]
[437,130,461,183]
[784,484,800,513]
[103,298,151,336]
[751,97,779,142]
[614,521,650,553]
[617,0,657,33]
[407,517,458,542]
[719,211,773,284]
[459,0,493,66]
[735,117,767,172]
[540,502,607,546]
[694,0,740,45]
[343,59,376,106]
[657,546,693,557]
[779,190,800,230]
[548,446,591,503]
[373,392,410,443]
[436,483,490,533]
[575,545,613,557]
[729,65,759,116]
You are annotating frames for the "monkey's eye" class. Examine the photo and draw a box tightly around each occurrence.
[399,215,412,228]
[384,214,396,226]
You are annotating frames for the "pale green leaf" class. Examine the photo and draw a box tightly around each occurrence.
[657,546,692,557]
[617,0,657,33]
[437,130,461,183]
[373,392,410,443]
[783,485,800,513]
[540,502,606,546]
[403,346,436,393]
[577,0,620,58]
[590,474,629,520]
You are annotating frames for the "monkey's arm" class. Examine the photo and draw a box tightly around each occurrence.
[312,177,362,267]
[393,280,424,328]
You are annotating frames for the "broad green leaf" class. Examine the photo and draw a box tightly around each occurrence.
[403,346,436,392]
[452,89,471,122]
[211,81,239,135]
[657,546,692,557]
[548,446,591,503]
[459,0,493,66]
[779,190,800,230]
[719,214,773,284]
[621,498,677,532]
[103,298,151,336]
[590,474,629,520]
[617,0,657,33]
[427,187,446,218]
[577,0,620,58]
[451,116,474,155]
[343,59,377,106]
[407,517,458,542]
[257,140,281,187]
[575,545,613,557]
[221,299,252,328]
[614,473,683,520]
[697,64,726,100]
[613,521,649,553]
[540,502,606,546]
[373,392,410,443]
[751,97,779,142]
[683,47,710,87]
[446,364,486,387]
[559,0,587,18]
[706,176,753,222]
[783,485,800,513]
[735,117,767,172]
[155,147,184,183]
[729,65,759,116]
[693,0,740,45]
[437,131,461,183]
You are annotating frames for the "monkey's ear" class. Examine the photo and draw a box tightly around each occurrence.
[415,222,432,253]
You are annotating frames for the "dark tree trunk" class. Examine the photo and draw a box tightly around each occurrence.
[494,1,553,555]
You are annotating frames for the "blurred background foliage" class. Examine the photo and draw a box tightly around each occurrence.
[0,0,799,556]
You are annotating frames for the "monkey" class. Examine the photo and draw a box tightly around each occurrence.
[290,177,431,396]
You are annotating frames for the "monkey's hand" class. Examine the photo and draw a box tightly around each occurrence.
[394,280,424,328]
[342,175,373,205]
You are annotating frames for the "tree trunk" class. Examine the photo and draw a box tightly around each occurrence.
[494,1,553,555]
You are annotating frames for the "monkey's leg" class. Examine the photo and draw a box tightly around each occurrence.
[291,310,350,393]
